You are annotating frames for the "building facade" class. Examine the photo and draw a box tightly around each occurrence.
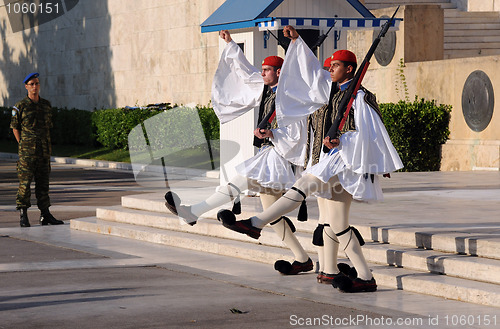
[1,0,498,170]
[0,0,225,110]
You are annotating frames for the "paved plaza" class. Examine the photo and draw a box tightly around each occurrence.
[0,156,499,328]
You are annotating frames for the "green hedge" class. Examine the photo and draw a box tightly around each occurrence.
[2,99,451,171]
[0,106,94,145]
[198,104,220,143]
[380,98,451,172]
[0,107,13,140]
[51,108,95,146]
[92,107,162,150]
[1,104,220,150]
[92,105,220,150]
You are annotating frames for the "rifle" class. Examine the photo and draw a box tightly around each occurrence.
[266,29,289,52]
[323,6,399,152]
[310,22,337,53]
[257,21,337,132]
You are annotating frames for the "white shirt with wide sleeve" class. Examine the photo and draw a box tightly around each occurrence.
[211,40,308,188]
[275,37,331,127]
[276,37,403,201]
[211,40,264,124]
[307,90,404,201]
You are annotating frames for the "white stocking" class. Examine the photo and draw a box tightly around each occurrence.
[326,184,372,281]
[323,224,340,274]
[261,193,309,263]
[337,229,372,280]
[251,174,329,228]
[190,175,258,217]
[316,197,328,273]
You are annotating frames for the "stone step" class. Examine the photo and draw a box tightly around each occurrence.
[366,0,450,3]
[355,224,500,261]
[444,23,500,30]
[365,1,500,58]
[445,35,500,43]
[372,265,500,308]
[445,29,500,36]
[445,17,500,24]
[95,205,310,249]
[70,216,500,307]
[71,216,293,264]
[364,243,500,285]
[95,205,500,285]
[444,48,500,58]
[445,42,500,49]
[444,10,500,18]
[365,3,456,10]
[121,194,500,261]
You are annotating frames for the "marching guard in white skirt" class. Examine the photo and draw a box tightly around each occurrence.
[219,26,403,292]
[165,30,314,276]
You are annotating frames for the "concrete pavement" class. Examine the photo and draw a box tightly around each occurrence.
[1,155,499,328]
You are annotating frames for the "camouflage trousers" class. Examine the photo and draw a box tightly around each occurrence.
[16,155,51,210]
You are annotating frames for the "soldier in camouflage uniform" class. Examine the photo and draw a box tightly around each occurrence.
[10,72,64,227]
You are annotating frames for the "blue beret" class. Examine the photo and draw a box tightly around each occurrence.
[23,72,39,84]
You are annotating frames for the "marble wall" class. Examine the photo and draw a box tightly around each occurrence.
[0,0,224,110]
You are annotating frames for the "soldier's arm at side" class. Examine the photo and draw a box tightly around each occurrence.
[12,129,20,143]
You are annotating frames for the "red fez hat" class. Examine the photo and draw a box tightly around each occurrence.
[262,56,284,68]
[323,57,332,68]
[331,50,357,64]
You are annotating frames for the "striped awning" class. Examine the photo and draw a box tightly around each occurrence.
[200,0,379,33]
[258,17,401,31]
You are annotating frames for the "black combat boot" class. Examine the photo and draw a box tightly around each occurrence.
[20,208,30,227]
[40,209,64,225]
